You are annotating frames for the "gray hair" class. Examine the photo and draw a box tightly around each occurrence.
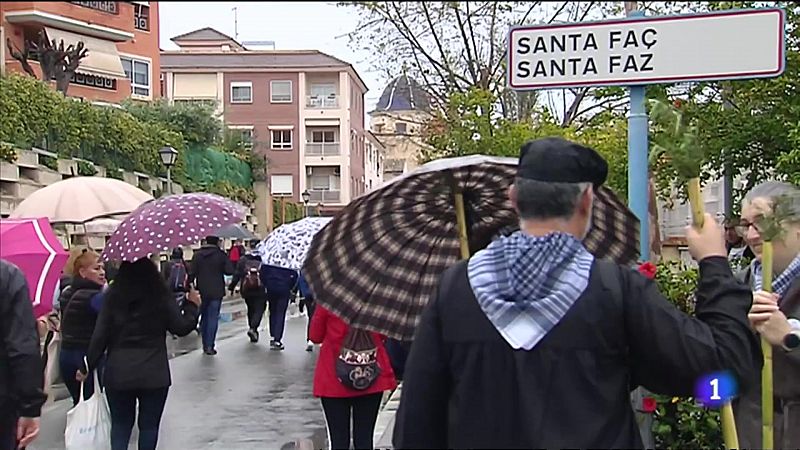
[515,178,591,220]
[743,181,800,217]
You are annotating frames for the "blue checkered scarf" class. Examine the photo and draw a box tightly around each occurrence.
[467,231,594,350]
[753,253,800,299]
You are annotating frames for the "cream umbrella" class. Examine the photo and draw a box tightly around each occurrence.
[10,177,154,224]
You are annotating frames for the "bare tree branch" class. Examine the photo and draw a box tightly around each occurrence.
[6,38,38,78]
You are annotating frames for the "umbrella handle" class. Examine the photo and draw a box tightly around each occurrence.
[454,191,470,260]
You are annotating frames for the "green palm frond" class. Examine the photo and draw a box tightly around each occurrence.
[758,193,800,242]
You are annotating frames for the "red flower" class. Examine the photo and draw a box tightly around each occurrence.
[673,99,684,108]
[642,397,657,413]
[638,262,657,280]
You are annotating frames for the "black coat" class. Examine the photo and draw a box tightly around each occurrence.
[0,260,47,418]
[393,257,760,449]
[190,245,234,300]
[229,253,266,300]
[84,288,199,390]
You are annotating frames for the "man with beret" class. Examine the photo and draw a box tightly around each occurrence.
[393,137,760,448]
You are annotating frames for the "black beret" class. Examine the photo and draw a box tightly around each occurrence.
[517,137,608,187]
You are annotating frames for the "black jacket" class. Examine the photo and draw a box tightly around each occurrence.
[190,245,234,300]
[229,253,266,300]
[59,277,103,349]
[393,257,759,449]
[0,260,47,418]
[84,287,199,390]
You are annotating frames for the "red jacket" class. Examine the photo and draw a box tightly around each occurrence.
[309,306,397,398]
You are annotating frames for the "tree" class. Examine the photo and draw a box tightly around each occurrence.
[340,1,623,124]
[6,31,88,94]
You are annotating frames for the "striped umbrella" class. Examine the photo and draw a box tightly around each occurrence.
[302,155,639,340]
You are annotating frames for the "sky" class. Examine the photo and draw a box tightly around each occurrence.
[158,1,386,112]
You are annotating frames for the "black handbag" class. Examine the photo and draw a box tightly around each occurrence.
[336,328,381,390]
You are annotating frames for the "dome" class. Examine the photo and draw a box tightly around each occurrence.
[373,73,431,113]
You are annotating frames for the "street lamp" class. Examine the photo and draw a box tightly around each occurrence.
[301,190,311,217]
[158,145,179,195]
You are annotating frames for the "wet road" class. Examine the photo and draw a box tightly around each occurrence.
[30,315,328,450]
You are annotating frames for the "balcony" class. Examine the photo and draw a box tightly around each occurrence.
[305,142,340,156]
[3,2,134,41]
[307,189,341,203]
[306,95,338,109]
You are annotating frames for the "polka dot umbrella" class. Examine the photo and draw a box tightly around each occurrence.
[101,193,247,262]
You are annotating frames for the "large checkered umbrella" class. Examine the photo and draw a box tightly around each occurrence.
[302,155,639,340]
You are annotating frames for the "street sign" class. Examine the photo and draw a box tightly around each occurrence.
[508,8,785,90]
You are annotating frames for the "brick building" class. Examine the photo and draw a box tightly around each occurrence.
[161,27,382,217]
[1,1,161,103]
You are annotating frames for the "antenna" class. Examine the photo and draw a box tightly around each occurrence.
[232,6,239,41]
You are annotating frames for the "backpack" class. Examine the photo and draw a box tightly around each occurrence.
[336,327,381,390]
[168,261,188,293]
[241,258,263,295]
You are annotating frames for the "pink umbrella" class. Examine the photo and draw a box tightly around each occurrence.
[0,218,69,318]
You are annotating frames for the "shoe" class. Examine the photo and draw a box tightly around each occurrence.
[204,348,217,356]
[247,329,258,343]
[306,340,313,352]
[271,341,285,351]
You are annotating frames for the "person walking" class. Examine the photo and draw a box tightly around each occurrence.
[297,270,316,352]
[58,249,107,406]
[229,240,267,343]
[733,181,800,449]
[261,263,298,350]
[78,257,201,450]
[392,138,760,449]
[0,260,47,450]
[191,236,234,355]
[163,248,190,305]
[309,305,397,450]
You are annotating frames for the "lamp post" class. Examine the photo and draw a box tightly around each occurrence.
[158,145,179,195]
[302,190,310,218]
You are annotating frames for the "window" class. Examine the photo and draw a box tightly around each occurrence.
[311,130,336,143]
[395,122,407,134]
[270,80,292,103]
[271,129,292,150]
[120,56,150,96]
[270,175,293,197]
[134,4,150,31]
[373,123,384,133]
[310,83,336,98]
[239,129,254,145]
[230,82,252,103]
[228,127,254,147]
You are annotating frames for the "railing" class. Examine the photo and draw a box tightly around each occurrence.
[306,95,338,109]
[69,1,119,14]
[308,189,340,203]
[305,142,340,156]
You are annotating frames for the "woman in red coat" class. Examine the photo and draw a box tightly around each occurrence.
[309,305,397,450]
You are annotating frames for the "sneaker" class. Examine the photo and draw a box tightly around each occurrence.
[247,329,258,343]
[204,348,217,356]
[306,340,314,352]
[271,341,285,351]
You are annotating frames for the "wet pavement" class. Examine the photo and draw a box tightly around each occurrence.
[30,314,328,450]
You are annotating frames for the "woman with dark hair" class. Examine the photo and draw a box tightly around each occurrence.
[78,257,201,450]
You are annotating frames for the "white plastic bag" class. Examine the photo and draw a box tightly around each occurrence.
[64,361,111,450]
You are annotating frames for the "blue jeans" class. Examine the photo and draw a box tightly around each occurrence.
[199,298,222,350]
[59,347,105,406]
[106,387,169,450]
[267,293,290,342]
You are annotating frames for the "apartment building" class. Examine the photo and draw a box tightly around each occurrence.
[1,1,160,103]
[161,27,377,212]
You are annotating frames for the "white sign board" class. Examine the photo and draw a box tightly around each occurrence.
[508,8,785,90]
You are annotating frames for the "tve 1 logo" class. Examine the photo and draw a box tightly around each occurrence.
[695,371,738,408]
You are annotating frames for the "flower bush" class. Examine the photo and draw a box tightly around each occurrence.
[640,261,723,449]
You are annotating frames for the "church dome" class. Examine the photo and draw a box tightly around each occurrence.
[373,73,431,113]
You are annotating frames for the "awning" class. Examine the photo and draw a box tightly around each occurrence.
[44,27,127,79]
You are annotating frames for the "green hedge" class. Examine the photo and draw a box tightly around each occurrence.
[0,74,258,205]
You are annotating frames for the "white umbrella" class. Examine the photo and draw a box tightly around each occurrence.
[82,218,123,235]
[10,177,153,224]
[257,217,333,270]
